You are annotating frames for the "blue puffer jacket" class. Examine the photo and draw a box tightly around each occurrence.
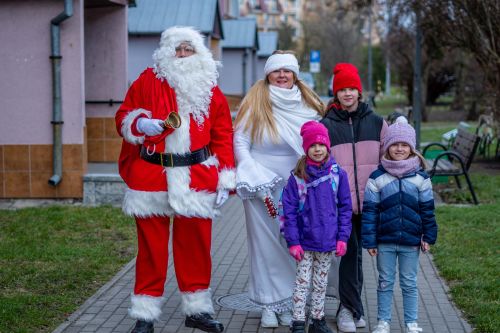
[361,165,438,248]
[281,156,352,252]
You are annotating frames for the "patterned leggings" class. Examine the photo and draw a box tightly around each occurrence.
[292,250,334,321]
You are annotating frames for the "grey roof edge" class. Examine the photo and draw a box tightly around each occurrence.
[221,17,259,50]
[257,31,278,57]
[128,0,221,37]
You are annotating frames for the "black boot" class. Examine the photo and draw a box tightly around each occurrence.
[185,313,224,332]
[131,320,154,333]
[290,320,306,333]
[308,317,332,333]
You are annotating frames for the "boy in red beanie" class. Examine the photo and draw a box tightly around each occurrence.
[321,63,388,332]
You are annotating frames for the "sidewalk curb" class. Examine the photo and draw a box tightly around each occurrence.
[425,252,474,332]
[52,259,136,333]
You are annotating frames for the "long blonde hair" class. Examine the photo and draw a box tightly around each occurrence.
[234,51,325,143]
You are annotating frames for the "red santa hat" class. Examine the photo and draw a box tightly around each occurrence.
[332,63,362,96]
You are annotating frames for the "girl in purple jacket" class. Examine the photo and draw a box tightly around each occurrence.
[281,121,352,333]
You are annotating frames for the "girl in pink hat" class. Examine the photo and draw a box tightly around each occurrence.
[281,121,352,333]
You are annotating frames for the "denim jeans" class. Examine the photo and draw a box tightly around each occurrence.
[376,243,420,324]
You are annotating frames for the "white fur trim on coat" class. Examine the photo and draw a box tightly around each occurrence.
[217,168,236,190]
[162,109,219,219]
[129,294,165,322]
[201,155,219,168]
[166,167,219,218]
[181,289,214,315]
[122,189,175,217]
[121,109,150,144]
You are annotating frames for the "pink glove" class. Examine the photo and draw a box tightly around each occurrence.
[336,241,347,257]
[289,245,304,261]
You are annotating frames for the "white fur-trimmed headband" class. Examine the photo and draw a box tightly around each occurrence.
[264,53,299,76]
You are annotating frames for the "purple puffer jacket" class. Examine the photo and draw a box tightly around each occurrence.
[281,156,352,252]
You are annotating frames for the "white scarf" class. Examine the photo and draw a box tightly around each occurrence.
[269,85,321,155]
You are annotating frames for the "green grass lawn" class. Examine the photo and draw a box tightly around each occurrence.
[432,173,500,333]
[374,93,408,117]
[420,122,460,143]
[0,206,136,333]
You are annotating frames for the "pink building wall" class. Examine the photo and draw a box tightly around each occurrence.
[0,0,129,198]
[0,0,85,145]
[85,6,128,118]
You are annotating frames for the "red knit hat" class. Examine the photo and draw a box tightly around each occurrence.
[332,63,362,96]
[300,121,331,153]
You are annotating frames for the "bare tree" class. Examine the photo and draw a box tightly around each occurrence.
[299,1,366,94]
[277,22,297,51]
[419,0,500,119]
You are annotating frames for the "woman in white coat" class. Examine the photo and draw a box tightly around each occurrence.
[234,51,325,328]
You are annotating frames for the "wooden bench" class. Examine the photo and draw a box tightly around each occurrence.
[422,128,480,204]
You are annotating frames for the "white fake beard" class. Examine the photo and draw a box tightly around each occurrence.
[154,53,218,126]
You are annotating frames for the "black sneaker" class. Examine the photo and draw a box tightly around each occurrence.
[290,320,306,333]
[185,313,224,332]
[131,320,154,333]
[309,317,332,333]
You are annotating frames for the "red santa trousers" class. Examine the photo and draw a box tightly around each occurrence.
[130,215,214,321]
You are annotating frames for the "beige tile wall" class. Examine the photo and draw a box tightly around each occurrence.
[87,117,121,162]
[0,144,85,198]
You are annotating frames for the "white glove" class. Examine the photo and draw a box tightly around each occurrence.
[215,189,229,208]
[136,118,164,136]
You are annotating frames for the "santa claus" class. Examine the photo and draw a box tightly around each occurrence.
[115,26,235,333]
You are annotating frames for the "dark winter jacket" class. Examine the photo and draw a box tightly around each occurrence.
[321,102,388,214]
[281,156,352,252]
[361,165,438,248]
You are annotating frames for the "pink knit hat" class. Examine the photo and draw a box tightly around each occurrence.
[300,121,331,152]
[383,116,416,152]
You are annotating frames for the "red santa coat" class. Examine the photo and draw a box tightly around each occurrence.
[115,68,236,219]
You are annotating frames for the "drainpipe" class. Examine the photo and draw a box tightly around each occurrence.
[251,49,257,84]
[48,0,73,186]
[242,49,248,94]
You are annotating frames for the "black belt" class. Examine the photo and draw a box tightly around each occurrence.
[140,146,210,167]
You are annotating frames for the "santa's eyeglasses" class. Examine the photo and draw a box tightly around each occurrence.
[175,45,195,53]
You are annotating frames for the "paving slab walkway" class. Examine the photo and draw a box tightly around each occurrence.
[52,197,472,333]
